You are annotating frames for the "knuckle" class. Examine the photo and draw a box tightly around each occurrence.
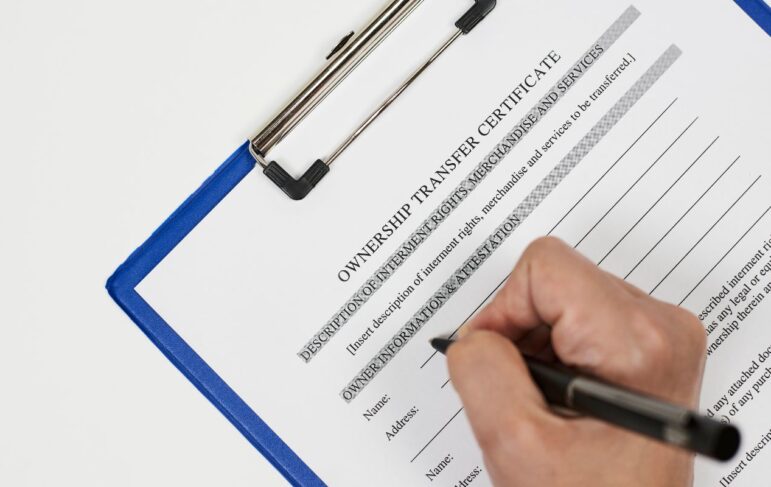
[692,323,708,354]
[676,306,708,352]
[474,423,502,453]
[479,416,544,460]
[550,318,587,359]
[523,236,568,264]
[636,318,673,367]
[447,332,492,371]
[522,237,571,292]
[551,306,615,369]
[619,305,671,371]
[446,339,472,372]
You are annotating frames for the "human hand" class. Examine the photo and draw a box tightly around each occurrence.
[447,237,707,487]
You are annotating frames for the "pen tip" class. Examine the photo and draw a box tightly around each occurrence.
[430,337,454,355]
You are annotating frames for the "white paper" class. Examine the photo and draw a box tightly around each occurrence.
[138,1,771,485]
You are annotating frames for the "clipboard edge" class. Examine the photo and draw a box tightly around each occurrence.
[106,142,325,487]
[735,0,771,35]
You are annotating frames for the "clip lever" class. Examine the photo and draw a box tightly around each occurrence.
[456,0,497,34]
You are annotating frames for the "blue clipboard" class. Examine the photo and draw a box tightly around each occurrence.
[107,5,770,486]
[107,143,323,486]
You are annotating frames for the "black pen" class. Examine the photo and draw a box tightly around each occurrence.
[430,338,740,461]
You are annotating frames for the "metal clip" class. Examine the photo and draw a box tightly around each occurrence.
[250,0,496,200]
[327,31,355,60]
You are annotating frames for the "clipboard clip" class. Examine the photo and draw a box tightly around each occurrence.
[250,0,497,200]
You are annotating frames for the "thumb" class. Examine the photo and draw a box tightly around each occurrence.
[447,331,559,459]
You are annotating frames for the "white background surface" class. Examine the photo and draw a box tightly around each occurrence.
[0,0,392,485]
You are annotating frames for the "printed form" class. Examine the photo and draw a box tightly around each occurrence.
[138,1,771,485]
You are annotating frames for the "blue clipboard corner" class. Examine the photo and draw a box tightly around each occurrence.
[106,142,325,486]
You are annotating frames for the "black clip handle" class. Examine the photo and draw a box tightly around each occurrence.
[456,0,497,34]
[263,159,330,201]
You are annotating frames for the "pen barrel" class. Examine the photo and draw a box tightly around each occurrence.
[569,380,740,461]
[526,359,741,461]
[526,360,574,407]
